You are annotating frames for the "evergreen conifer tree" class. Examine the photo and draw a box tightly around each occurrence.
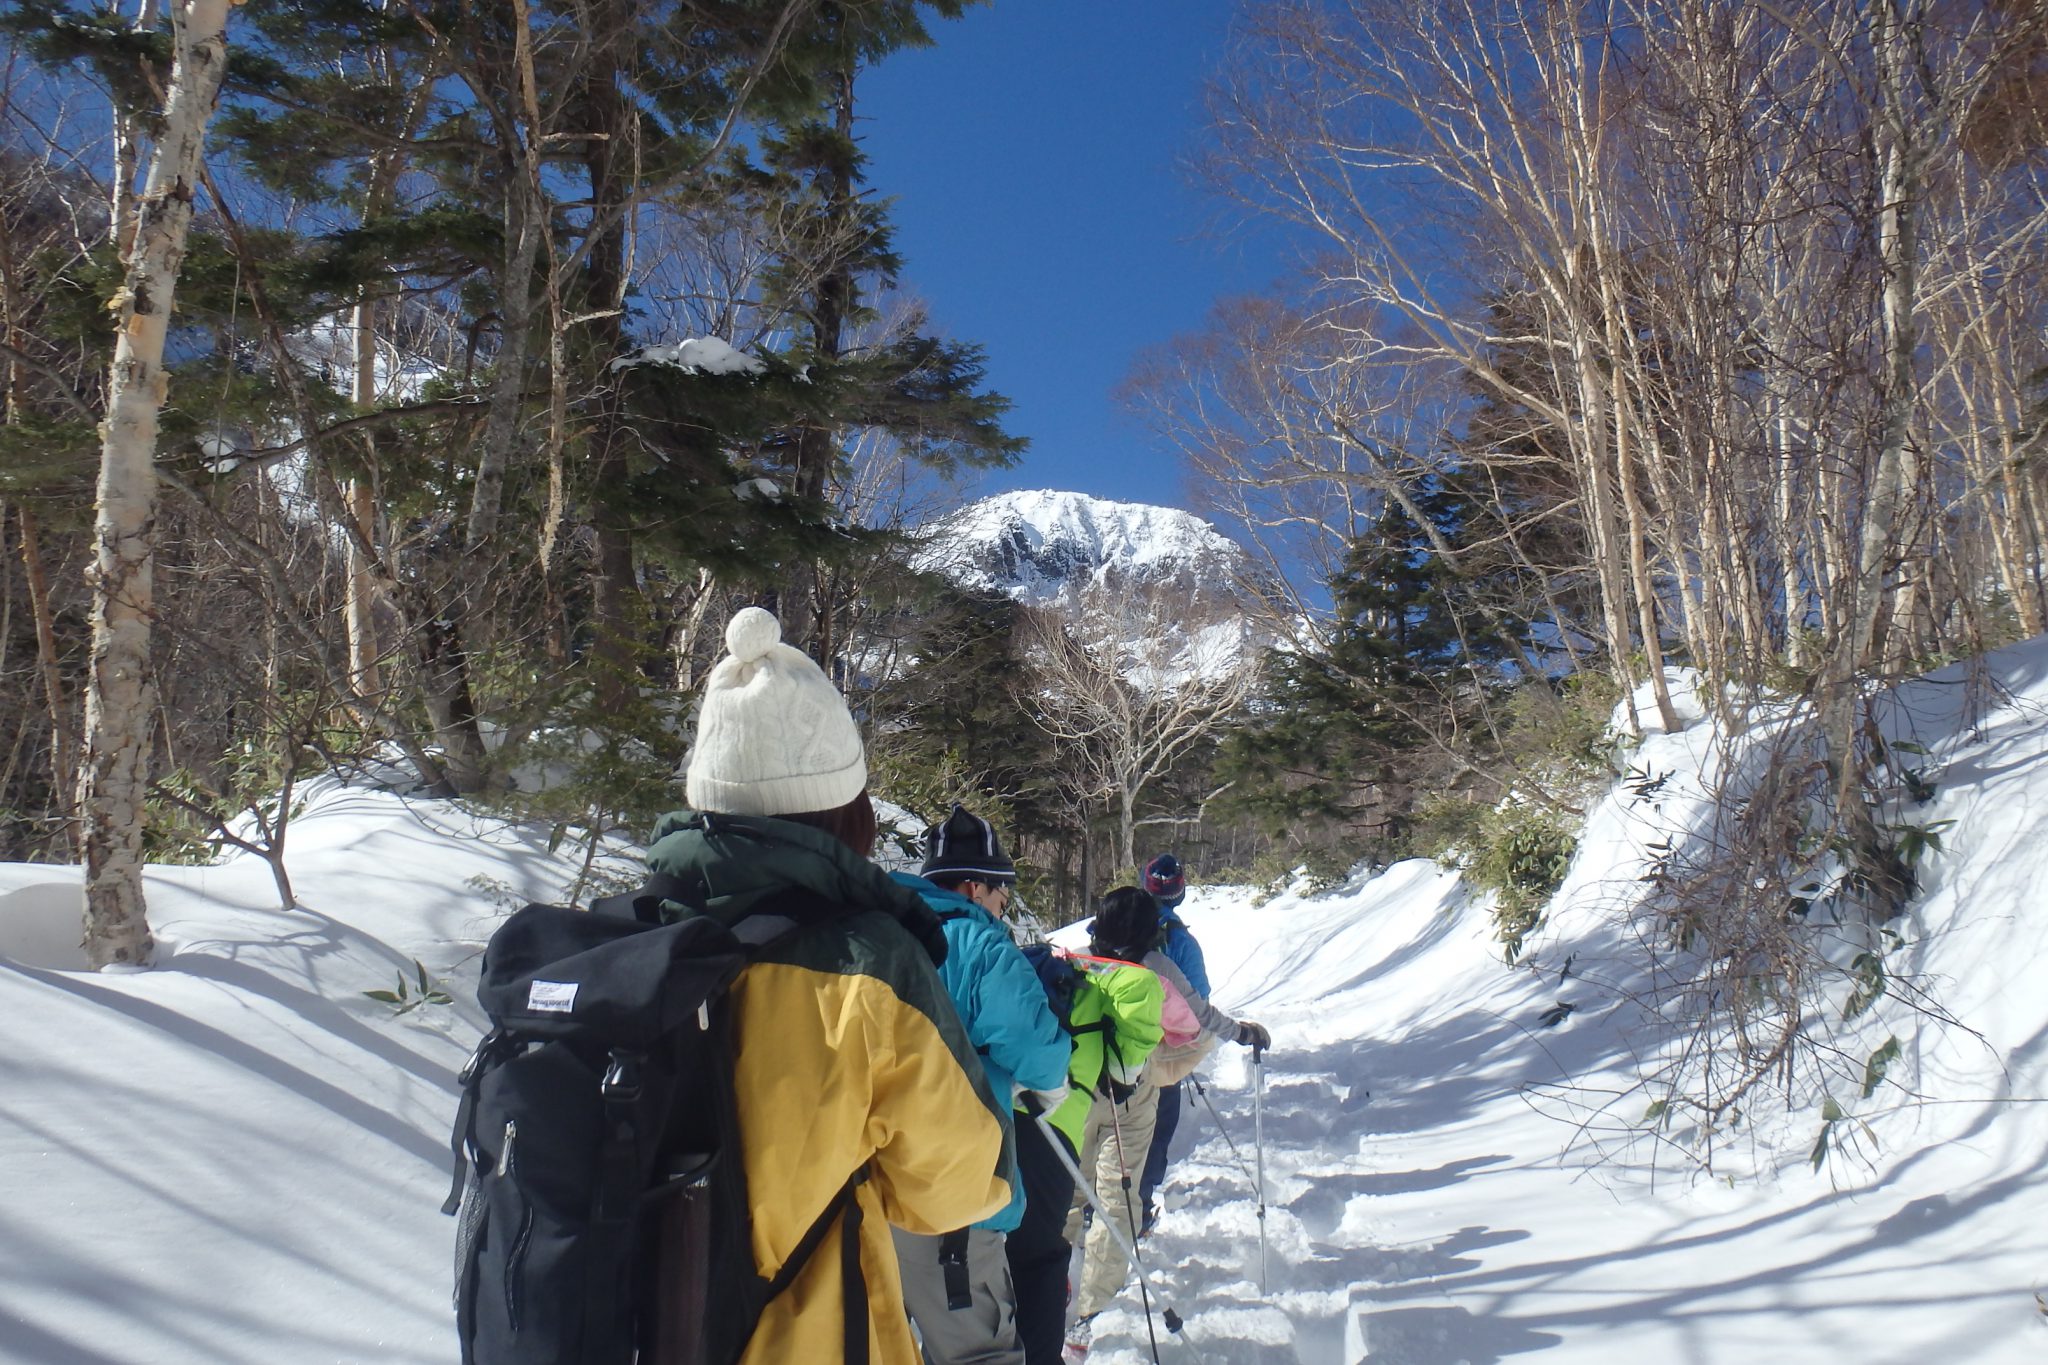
[1218,479,1497,855]
[1,0,1024,851]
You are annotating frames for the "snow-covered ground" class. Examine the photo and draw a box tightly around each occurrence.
[5,640,2048,1363]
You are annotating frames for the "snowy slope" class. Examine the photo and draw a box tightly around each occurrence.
[0,794,568,1365]
[5,642,2048,1363]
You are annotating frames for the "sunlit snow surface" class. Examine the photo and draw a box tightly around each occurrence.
[6,641,2048,1362]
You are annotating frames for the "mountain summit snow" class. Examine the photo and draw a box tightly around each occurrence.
[916,489,1252,610]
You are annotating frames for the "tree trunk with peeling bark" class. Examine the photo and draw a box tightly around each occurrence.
[77,0,233,970]
[1819,0,1928,921]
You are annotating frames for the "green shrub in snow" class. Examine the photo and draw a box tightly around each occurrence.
[1212,845,1354,907]
[1504,671,1623,778]
[1416,795,1577,960]
[1472,805,1578,960]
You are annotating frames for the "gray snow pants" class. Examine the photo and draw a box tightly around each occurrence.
[891,1224,1026,1365]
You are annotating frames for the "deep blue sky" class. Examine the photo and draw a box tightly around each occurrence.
[858,0,1277,509]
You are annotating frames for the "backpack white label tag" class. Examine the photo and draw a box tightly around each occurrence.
[527,980,578,1014]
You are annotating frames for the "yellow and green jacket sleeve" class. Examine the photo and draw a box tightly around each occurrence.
[728,911,1011,1364]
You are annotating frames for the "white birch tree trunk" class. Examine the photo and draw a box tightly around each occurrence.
[344,297,385,698]
[110,0,163,258]
[77,0,234,970]
[1824,0,1921,818]
[1563,305,1643,733]
[1596,254,1680,734]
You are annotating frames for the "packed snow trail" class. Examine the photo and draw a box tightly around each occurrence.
[1061,858,1539,1365]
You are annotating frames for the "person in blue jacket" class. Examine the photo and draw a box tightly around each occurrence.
[1138,852,1206,1232]
[890,805,1071,1365]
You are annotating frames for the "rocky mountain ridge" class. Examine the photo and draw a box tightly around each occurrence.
[915,488,1254,613]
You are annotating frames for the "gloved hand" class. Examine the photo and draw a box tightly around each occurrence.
[1101,1075,1136,1104]
[1023,1082,1069,1116]
[1235,1020,1271,1051]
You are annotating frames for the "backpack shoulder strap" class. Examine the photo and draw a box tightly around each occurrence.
[728,884,844,946]
[589,869,708,924]
[759,1163,870,1363]
[441,1028,514,1214]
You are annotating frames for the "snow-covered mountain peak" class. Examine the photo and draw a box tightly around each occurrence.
[919,488,1251,610]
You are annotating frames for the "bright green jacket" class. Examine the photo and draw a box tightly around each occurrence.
[1041,956,1165,1150]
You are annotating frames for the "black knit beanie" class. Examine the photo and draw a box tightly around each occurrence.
[920,804,1017,885]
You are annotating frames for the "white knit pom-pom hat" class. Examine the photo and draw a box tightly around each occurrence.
[684,606,867,817]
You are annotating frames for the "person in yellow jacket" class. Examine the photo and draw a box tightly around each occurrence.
[647,607,1013,1364]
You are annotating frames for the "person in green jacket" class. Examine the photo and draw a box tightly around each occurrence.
[1005,938,1162,1365]
[1060,887,1270,1360]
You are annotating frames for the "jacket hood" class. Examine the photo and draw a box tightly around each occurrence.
[647,809,948,965]
[888,870,999,928]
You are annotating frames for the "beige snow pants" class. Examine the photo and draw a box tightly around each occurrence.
[1062,1075,1160,1320]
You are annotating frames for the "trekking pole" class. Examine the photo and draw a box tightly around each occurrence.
[1185,1075,1258,1188]
[1189,1070,1268,1294]
[1252,1045,1268,1294]
[1106,1093,1164,1365]
[1031,1112,1187,1331]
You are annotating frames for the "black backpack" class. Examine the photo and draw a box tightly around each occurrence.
[1020,941,1080,1030]
[444,869,872,1365]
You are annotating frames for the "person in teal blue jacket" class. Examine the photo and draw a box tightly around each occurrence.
[889,805,1071,1365]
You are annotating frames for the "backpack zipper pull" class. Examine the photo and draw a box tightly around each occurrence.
[697,1002,710,1030]
[500,1121,517,1178]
